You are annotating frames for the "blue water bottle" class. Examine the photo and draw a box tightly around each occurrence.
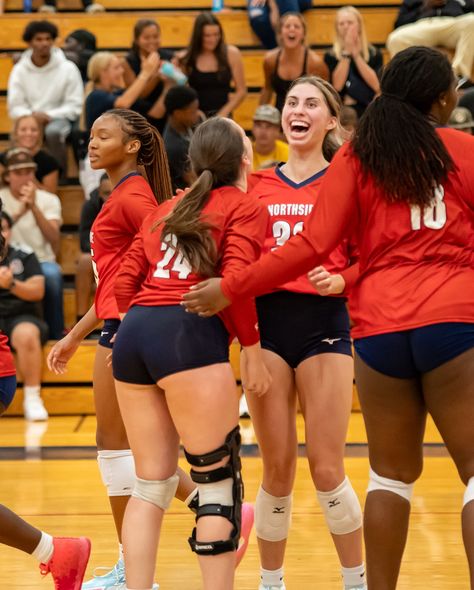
[212,0,223,11]
[23,0,33,12]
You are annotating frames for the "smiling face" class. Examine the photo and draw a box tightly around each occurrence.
[201,24,221,52]
[14,116,42,152]
[137,24,161,55]
[282,82,337,149]
[280,15,305,49]
[88,115,139,171]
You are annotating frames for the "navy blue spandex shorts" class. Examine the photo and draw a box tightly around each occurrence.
[0,375,17,412]
[112,304,229,384]
[99,319,121,349]
[354,322,474,378]
[256,291,352,369]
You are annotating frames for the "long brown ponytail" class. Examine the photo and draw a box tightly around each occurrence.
[159,117,244,277]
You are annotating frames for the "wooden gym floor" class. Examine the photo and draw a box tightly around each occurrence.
[0,412,468,589]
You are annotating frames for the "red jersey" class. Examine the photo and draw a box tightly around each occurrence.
[249,166,358,295]
[91,173,159,320]
[115,186,268,346]
[221,128,474,338]
[0,332,15,378]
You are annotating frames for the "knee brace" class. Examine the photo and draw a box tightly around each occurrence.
[184,426,243,556]
[97,449,136,497]
[132,473,179,510]
[463,477,474,507]
[367,468,414,502]
[317,476,362,535]
[255,485,292,542]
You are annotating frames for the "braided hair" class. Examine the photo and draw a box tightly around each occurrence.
[104,109,172,204]
[352,46,455,207]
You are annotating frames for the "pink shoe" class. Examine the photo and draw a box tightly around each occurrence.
[40,537,91,590]
[236,502,254,568]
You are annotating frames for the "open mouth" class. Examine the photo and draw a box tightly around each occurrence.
[290,121,310,136]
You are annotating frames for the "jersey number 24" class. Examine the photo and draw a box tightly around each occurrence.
[153,234,192,279]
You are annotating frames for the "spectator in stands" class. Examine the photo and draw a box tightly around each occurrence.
[260,12,328,112]
[7,20,83,181]
[340,105,358,136]
[39,0,105,13]
[459,88,474,117]
[178,11,247,118]
[0,211,49,421]
[387,0,474,87]
[84,51,163,133]
[448,106,473,134]
[248,0,312,49]
[251,103,289,170]
[76,173,111,324]
[0,115,60,194]
[324,6,382,119]
[0,149,64,340]
[63,29,98,84]
[163,86,201,191]
[123,19,183,134]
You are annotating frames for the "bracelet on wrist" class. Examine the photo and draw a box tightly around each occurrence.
[341,52,351,59]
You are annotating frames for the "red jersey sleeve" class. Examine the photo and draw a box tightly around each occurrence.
[114,222,150,314]
[218,193,269,346]
[221,145,358,302]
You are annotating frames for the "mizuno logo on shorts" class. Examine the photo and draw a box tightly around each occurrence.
[322,338,341,345]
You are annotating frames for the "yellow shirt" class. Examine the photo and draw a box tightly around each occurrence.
[252,140,289,171]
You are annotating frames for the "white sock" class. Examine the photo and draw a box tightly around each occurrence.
[261,567,284,587]
[31,532,53,563]
[118,542,124,561]
[342,563,366,588]
[24,385,41,399]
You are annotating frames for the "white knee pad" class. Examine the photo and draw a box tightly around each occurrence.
[132,473,179,510]
[255,485,293,542]
[367,468,414,502]
[97,449,135,497]
[463,477,474,507]
[317,476,362,535]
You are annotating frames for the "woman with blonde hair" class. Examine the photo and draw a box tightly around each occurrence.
[0,115,59,194]
[260,12,328,113]
[324,6,381,118]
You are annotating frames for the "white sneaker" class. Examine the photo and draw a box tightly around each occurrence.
[23,396,48,421]
[82,558,159,590]
[259,585,286,590]
[38,4,56,11]
[85,2,105,12]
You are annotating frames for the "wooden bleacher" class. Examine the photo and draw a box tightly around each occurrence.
[0,2,379,415]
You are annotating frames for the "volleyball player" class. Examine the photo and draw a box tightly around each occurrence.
[111,117,271,590]
[183,47,474,589]
[0,199,91,590]
[243,76,365,590]
[47,109,196,589]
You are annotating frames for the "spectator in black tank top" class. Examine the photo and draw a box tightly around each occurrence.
[324,6,381,119]
[178,12,247,118]
[0,115,59,194]
[122,19,180,134]
[260,12,328,112]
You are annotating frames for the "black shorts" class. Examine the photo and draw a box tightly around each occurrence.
[0,315,49,348]
[354,322,474,378]
[112,304,229,384]
[99,319,121,349]
[256,291,352,369]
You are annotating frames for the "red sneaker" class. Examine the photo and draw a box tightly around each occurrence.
[235,502,254,568]
[40,537,91,590]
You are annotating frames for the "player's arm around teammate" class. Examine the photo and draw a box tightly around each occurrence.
[111,117,271,590]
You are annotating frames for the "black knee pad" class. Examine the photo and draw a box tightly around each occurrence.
[184,425,243,556]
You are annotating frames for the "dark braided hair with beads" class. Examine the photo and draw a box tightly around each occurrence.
[104,109,172,204]
[352,46,455,207]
